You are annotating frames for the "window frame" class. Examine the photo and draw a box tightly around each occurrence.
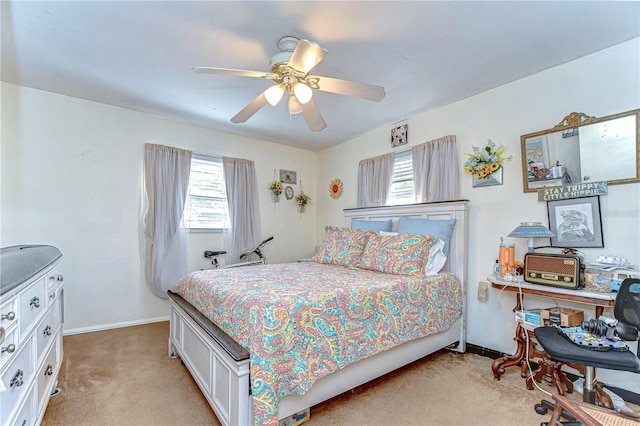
[387,149,414,206]
[182,153,230,232]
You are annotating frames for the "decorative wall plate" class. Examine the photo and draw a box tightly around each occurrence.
[285,186,294,200]
[329,178,343,199]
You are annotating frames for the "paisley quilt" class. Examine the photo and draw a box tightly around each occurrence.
[172,261,462,425]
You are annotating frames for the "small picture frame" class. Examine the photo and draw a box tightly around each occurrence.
[547,196,604,248]
[391,124,408,147]
[284,186,294,200]
[279,169,297,184]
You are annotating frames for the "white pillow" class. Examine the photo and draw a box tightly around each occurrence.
[424,238,447,276]
[379,230,399,236]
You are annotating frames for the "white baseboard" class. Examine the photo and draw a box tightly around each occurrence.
[63,315,169,335]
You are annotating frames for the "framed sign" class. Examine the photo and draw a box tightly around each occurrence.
[279,169,297,184]
[547,196,603,248]
[391,124,408,147]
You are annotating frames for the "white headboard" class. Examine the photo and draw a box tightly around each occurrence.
[343,200,469,294]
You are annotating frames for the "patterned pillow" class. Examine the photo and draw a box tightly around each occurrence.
[312,226,373,267]
[355,232,435,276]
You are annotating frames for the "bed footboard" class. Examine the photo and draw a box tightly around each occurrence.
[168,292,251,426]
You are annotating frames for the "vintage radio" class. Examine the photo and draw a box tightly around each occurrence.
[524,253,582,289]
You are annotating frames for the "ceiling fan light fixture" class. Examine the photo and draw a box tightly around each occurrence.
[264,84,285,106]
[293,82,313,104]
[288,94,303,115]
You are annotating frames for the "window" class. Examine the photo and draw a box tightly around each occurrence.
[182,154,230,230]
[387,150,414,205]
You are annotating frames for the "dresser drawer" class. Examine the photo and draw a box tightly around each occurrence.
[1,337,34,426]
[36,337,60,416]
[18,280,46,338]
[35,304,60,363]
[0,325,19,370]
[1,296,19,332]
[11,386,35,426]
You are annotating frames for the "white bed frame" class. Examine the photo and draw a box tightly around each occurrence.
[168,200,469,426]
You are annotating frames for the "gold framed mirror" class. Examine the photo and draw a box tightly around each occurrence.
[521,109,640,193]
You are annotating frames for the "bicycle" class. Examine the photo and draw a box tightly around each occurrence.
[203,236,273,269]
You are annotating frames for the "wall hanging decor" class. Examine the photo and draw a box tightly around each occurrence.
[463,138,512,188]
[279,169,297,184]
[547,196,603,248]
[295,179,311,213]
[329,178,343,199]
[284,185,294,200]
[269,169,283,202]
[391,124,408,147]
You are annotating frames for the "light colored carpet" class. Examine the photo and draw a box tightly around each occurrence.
[42,322,573,425]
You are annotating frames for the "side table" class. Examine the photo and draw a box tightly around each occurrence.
[488,276,616,387]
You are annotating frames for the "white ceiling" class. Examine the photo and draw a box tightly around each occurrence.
[2,1,639,151]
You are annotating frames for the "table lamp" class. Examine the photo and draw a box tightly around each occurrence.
[508,222,555,253]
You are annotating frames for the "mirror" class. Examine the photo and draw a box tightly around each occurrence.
[521,109,640,193]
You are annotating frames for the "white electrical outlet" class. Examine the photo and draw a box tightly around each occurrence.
[478,281,488,301]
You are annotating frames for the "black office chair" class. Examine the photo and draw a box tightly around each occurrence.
[534,278,640,424]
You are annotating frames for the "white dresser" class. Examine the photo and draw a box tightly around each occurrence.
[1,245,64,426]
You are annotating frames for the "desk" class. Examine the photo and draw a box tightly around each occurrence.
[489,276,617,385]
[490,277,616,318]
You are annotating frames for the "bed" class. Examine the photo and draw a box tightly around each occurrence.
[168,200,469,426]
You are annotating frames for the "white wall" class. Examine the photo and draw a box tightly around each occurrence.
[317,38,640,387]
[1,82,318,333]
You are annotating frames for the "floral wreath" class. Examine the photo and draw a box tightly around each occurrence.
[329,178,343,199]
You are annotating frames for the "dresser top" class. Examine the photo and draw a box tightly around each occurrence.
[1,245,62,296]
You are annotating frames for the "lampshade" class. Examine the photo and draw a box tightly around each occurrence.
[508,222,555,252]
[293,83,313,104]
[264,85,285,106]
[288,94,303,115]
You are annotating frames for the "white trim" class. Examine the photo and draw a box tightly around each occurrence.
[63,315,169,335]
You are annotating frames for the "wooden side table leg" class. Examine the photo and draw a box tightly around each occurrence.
[492,322,526,380]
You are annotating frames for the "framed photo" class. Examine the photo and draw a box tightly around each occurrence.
[279,169,297,184]
[547,196,603,248]
[391,124,408,147]
[284,186,294,200]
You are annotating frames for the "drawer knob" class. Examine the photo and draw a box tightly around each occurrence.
[10,369,24,388]
[1,343,16,354]
[49,292,56,300]
[30,296,41,309]
[45,364,53,376]
[43,325,52,336]
[1,311,16,321]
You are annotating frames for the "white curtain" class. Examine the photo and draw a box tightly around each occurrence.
[412,135,459,202]
[143,143,192,298]
[222,156,262,262]
[357,152,395,207]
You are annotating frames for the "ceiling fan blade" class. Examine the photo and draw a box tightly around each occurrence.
[191,67,276,80]
[313,75,385,102]
[301,99,327,132]
[287,39,328,74]
[231,92,269,123]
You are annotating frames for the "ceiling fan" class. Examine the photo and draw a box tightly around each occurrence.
[191,36,386,132]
